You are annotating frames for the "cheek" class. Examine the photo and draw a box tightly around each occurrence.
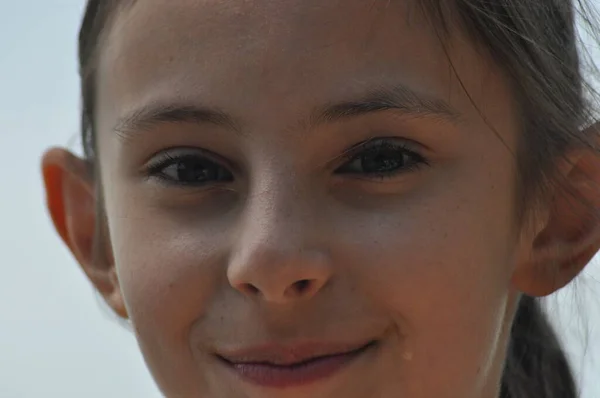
[102,177,231,373]
[102,191,231,395]
[107,204,227,330]
[337,164,518,394]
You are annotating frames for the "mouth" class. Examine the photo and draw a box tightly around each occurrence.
[215,340,378,389]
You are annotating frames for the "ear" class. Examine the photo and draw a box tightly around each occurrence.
[41,148,128,319]
[512,126,600,297]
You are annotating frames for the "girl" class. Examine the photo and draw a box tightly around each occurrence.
[41,0,600,397]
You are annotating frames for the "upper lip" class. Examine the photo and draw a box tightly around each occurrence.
[215,340,376,366]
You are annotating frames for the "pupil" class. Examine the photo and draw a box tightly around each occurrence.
[177,160,215,182]
[361,150,403,173]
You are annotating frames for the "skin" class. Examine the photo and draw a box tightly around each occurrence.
[41,0,600,397]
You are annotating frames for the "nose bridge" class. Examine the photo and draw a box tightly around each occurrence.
[227,172,332,303]
[249,172,310,245]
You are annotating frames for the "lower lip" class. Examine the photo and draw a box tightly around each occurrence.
[219,343,375,389]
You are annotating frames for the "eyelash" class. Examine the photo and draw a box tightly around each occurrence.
[334,138,428,180]
[145,149,234,187]
[144,138,428,187]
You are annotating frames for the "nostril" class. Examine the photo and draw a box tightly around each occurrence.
[241,283,260,296]
[291,279,312,295]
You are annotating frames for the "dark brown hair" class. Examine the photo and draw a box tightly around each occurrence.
[77,1,600,396]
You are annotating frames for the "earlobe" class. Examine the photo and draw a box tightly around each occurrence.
[41,148,128,319]
[512,129,600,297]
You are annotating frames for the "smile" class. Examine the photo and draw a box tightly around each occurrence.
[215,340,378,388]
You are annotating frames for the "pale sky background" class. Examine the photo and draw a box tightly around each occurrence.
[0,1,599,397]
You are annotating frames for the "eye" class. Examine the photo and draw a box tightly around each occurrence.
[146,150,234,186]
[335,138,427,179]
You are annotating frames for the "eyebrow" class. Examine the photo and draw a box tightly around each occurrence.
[113,83,462,138]
[114,104,242,138]
[310,84,462,127]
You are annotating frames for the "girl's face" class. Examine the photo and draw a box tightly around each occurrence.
[51,0,575,397]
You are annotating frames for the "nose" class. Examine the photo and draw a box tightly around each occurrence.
[227,189,333,304]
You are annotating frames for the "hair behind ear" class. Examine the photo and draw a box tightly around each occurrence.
[501,295,577,398]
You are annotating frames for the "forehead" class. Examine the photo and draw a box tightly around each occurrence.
[95,0,516,139]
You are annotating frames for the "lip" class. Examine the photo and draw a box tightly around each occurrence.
[215,340,377,389]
